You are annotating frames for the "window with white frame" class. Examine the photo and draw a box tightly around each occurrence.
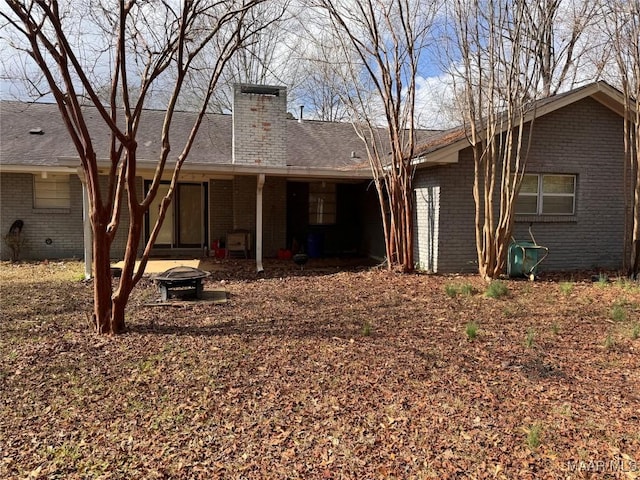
[33,174,71,209]
[309,182,336,225]
[516,174,576,215]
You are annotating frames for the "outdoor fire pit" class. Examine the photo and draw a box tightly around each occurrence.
[153,266,211,302]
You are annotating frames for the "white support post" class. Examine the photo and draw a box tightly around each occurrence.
[256,174,265,273]
[78,169,92,279]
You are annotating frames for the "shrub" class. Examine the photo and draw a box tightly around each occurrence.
[604,333,616,350]
[559,281,574,296]
[466,321,479,340]
[611,303,627,323]
[525,328,535,348]
[526,424,541,449]
[444,284,458,298]
[459,283,475,296]
[485,280,508,299]
[445,283,475,298]
[361,321,373,337]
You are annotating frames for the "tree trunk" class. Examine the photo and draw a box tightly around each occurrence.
[110,296,127,334]
[110,208,145,333]
[92,227,114,334]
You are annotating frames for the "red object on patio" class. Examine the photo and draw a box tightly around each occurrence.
[278,248,292,260]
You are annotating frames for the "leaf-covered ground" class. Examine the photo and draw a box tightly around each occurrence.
[1,260,639,479]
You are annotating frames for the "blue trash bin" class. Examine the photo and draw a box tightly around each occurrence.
[307,232,324,258]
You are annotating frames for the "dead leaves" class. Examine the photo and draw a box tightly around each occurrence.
[1,263,640,478]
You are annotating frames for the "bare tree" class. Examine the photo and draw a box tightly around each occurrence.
[312,0,439,272]
[524,0,600,96]
[287,28,355,122]
[2,0,269,333]
[602,0,640,276]
[166,0,302,113]
[447,0,547,280]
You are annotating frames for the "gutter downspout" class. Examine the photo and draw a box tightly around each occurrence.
[256,174,265,273]
[77,169,92,279]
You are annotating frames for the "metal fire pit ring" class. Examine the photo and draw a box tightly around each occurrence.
[153,266,211,302]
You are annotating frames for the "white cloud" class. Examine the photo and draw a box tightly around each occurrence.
[414,73,460,130]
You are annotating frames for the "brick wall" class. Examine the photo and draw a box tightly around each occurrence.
[227,175,286,257]
[232,85,287,167]
[414,96,626,273]
[209,179,234,248]
[512,97,625,271]
[0,172,84,260]
[0,172,141,261]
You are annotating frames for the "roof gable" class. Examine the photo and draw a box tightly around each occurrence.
[414,81,628,164]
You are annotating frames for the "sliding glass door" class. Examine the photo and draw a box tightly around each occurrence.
[145,181,208,248]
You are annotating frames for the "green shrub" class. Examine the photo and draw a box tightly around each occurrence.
[611,303,627,323]
[466,321,479,340]
[459,283,475,296]
[361,321,373,337]
[559,281,574,296]
[526,423,541,449]
[485,280,508,299]
[525,328,536,348]
[596,273,609,287]
[445,283,475,298]
[604,333,616,350]
[444,284,458,298]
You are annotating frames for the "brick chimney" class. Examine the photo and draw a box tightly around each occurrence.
[232,84,287,167]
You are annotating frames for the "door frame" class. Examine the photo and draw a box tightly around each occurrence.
[144,180,209,249]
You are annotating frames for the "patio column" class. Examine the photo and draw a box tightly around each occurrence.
[77,169,92,279]
[256,174,265,273]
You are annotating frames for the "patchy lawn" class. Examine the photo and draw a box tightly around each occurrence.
[1,260,639,479]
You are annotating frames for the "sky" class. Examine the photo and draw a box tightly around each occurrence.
[0,0,613,131]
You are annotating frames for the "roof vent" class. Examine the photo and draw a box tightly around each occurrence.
[29,128,44,135]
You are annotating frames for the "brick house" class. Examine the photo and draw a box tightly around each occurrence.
[412,81,630,273]
[0,81,632,274]
[0,85,388,269]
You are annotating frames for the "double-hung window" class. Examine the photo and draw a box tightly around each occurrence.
[516,174,576,215]
[33,174,71,209]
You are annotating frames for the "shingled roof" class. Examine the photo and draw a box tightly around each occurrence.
[0,101,410,174]
[412,81,628,164]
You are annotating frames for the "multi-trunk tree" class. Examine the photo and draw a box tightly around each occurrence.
[2,0,270,333]
[601,0,640,277]
[313,0,439,272]
[447,0,595,280]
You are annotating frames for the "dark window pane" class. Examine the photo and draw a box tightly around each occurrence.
[515,195,538,214]
[543,175,574,194]
[542,196,574,214]
[520,174,539,194]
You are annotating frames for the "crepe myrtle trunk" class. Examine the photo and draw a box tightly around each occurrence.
[91,197,149,334]
[91,220,121,334]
